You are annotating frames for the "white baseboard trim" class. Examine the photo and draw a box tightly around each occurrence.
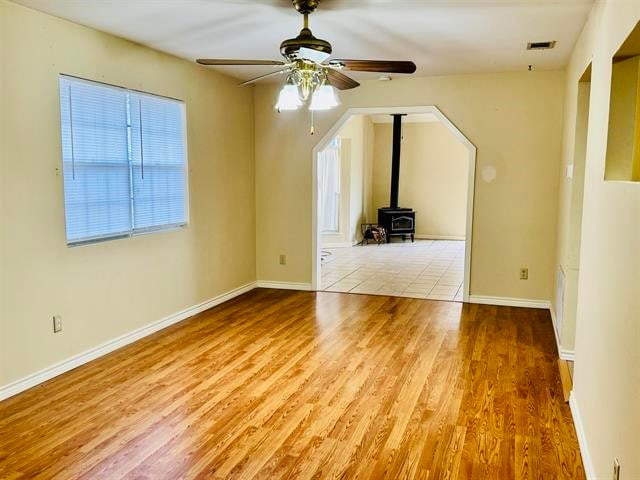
[414,234,466,241]
[569,392,596,480]
[256,281,313,291]
[468,295,551,309]
[0,281,258,401]
[550,307,575,361]
[558,349,575,361]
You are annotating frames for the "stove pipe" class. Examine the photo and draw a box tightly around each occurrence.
[389,114,406,209]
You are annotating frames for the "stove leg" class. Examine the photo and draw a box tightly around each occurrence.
[411,234,414,242]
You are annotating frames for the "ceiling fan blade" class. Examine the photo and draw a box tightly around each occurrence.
[197,59,286,66]
[326,69,360,90]
[238,67,292,86]
[328,59,417,74]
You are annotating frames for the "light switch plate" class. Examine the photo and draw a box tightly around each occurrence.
[566,164,574,179]
[53,315,62,333]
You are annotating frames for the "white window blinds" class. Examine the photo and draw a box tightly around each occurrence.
[59,76,187,245]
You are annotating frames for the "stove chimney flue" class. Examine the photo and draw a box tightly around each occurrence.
[389,114,406,209]
[377,113,415,243]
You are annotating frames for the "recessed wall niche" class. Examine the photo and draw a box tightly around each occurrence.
[605,22,640,181]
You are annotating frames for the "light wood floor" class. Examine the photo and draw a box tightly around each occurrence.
[0,289,585,479]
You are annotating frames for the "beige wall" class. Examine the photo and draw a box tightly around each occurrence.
[553,1,640,477]
[0,1,256,387]
[255,70,565,300]
[347,116,375,242]
[342,115,365,244]
[363,116,375,223]
[372,122,469,239]
[605,56,640,180]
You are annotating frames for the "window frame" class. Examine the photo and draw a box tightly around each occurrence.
[58,74,190,246]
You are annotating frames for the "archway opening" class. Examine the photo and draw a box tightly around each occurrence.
[311,106,476,302]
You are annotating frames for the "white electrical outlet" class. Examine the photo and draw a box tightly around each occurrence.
[519,268,529,280]
[53,315,62,333]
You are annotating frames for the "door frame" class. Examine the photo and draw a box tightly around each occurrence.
[311,106,477,302]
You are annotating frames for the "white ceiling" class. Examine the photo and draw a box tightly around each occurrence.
[12,0,594,83]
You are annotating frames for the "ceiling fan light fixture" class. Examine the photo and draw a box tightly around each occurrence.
[309,84,340,111]
[275,78,302,111]
[200,0,416,120]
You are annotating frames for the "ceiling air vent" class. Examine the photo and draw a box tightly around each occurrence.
[527,41,556,50]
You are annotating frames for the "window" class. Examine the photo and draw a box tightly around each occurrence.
[318,138,341,232]
[59,75,188,245]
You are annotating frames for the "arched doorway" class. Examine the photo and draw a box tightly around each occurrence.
[311,106,476,302]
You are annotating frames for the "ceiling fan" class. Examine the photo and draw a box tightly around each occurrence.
[196,0,416,112]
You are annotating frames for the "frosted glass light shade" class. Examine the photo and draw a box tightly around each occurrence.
[275,84,302,111]
[309,85,340,111]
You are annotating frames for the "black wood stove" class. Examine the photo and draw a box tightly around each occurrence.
[377,114,415,242]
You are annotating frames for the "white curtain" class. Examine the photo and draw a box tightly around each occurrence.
[319,138,341,232]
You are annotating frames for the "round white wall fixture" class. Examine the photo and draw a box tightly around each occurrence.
[481,165,497,183]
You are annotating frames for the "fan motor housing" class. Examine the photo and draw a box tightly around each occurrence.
[292,0,320,14]
[280,28,332,58]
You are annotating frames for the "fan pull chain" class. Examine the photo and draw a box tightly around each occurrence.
[310,110,315,135]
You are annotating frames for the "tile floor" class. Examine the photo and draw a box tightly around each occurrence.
[321,239,465,302]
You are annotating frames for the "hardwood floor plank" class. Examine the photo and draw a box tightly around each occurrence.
[0,290,585,479]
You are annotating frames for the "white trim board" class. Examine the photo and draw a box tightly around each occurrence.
[0,281,257,401]
[256,281,313,291]
[550,307,576,361]
[569,392,596,480]
[468,295,551,309]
